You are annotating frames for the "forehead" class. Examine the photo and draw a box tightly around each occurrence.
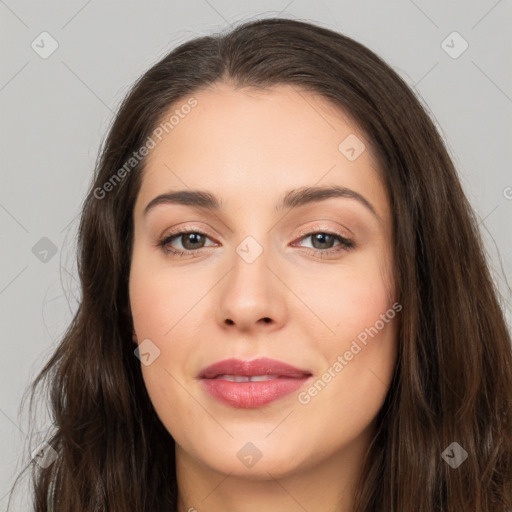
[135,83,387,218]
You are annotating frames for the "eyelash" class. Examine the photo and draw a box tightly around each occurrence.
[157,228,356,259]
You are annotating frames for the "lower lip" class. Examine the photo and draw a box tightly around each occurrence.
[201,376,312,408]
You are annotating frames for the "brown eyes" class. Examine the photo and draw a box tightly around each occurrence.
[157,229,356,259]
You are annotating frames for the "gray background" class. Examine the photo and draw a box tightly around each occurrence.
[1,0,511,507]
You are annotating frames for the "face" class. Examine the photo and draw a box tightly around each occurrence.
[129,82,399,481]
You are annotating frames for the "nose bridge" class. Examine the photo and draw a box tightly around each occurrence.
[215,227,286,329]
[229,230,274,294]
[235,232,267,266]
[226,204,276,267]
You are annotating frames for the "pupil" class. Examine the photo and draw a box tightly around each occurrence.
[313,233,333,249]
[183,233,204,249]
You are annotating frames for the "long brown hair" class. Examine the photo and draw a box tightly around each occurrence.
[6,17,512,511]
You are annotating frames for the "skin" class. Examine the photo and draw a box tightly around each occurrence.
[129,82,399,512]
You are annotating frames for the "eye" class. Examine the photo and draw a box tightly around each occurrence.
[292,229,356,257]
[157,230,216,258]
[157,228,356,258]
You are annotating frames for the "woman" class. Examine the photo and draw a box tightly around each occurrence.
[7,17,512,512]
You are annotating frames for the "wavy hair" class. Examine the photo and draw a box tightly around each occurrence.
[7,16,512,512]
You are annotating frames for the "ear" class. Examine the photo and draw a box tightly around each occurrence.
[132,331,138,344]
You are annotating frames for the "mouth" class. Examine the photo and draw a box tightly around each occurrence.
[198,357,312,379]
[198,357,313,408]
[210,374,284,382]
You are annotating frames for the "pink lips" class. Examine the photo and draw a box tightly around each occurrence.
[198,357,313,408]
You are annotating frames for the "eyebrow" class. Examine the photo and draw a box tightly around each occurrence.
[143,185,378,218]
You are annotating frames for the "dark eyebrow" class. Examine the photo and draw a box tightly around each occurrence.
[143,185,378,218]
[144,190,222,215]
[277,185,377,217]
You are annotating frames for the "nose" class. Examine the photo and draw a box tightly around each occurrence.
[214,241,288,333]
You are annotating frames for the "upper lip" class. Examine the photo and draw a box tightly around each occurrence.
[198,357,312,379]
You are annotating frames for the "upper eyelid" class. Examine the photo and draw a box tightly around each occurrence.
[162,224,348,235]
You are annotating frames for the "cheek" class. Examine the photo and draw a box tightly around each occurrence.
[129,266,201,438]
[299,249,398,426]
[296,247,394,347]
[297,301,398,457]
[129,281,175,339]
[129,253,201,338]
[128,251,206,411]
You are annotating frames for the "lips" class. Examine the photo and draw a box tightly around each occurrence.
[198,357,313,408]
[198,357,312,379]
